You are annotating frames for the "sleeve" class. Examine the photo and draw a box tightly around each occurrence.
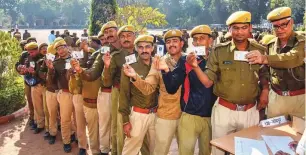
[296,129,306,155]
[80,53,104,81]
[15,53,26,74]
[39,61,48,80]
[102,55,117,87]
[35,59,44,80]
[258,65,269,86]
[132,65,159,95]
[205,48,219,82]
[80,50,89,68]
[267,41,305,68]
[118,69,131,124]
[161,58,186,94]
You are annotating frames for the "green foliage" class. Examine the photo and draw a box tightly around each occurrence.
[116,5,168,32]
[89,0,117,35]
[0,31,25,116]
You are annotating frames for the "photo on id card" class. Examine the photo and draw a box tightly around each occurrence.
[194,46,206,56]
[125,54,137,65]
[101,46,110,54]
[157,45,164,56]
[234,51,248,61]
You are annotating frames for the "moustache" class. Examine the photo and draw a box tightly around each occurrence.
[123,40,130,44]
[169,46,176,49]
[141,52,149,55]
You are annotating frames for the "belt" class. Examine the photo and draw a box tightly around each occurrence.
[61,89,70,93]
[83,98,97,104]
[101,88,112,93]
[219,98,255,111]
[113,83,120,90]
[133,106,157,114]
[272,87,305,96]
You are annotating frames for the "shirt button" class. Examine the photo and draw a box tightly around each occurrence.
[242,84,245,86]
[242,69,244,71]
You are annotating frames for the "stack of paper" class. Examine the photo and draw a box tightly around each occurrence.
[235,137,269,155]
[261,136,295,155]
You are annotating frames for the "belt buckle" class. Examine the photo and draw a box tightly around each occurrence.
[149,108,155,113]
[236,105,246,111]
[282,91,290,96]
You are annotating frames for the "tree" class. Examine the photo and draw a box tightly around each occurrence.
[88,0,117,35]
[0,0,20,24]
[115,5,168,32]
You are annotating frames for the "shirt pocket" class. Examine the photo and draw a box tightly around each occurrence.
[219,64,236,82]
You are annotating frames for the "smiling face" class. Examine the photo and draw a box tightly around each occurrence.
[136,42,154,61]
[119,31,136,49]
[56,46,69,58]
[272,18,293,39]
[104,27,118,43]
[230,23,252,43]
[165,37,184,55]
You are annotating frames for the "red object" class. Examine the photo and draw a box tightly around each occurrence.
[219,98,255,111]
[114,83,120,90]
[101,88,112,93]
[183,60,202,104]
[133,106,157,114]
[83,98,97,103]
[62,89,70,93]
[272,87,305,96]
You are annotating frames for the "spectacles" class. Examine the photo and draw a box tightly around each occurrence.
[273,20,291,30]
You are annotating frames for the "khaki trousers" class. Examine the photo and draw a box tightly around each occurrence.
[153,117,179,155]
[122,110,156,155]
[46,90,59,136]
[178,112,211,155]
[211,99,259,155]
[83,105,99,154]
[267,90,305,118]
[25,83,34,120]
[57,90,74,144]
[97,89,112,153]
[31,84,45,128]
[111,87,120,155]
[42,89,49,132]
[73,94,87,149]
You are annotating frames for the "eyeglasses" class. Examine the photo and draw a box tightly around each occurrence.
[272,20,291,30]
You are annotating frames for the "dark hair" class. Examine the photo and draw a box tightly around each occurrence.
[51,30,55,34]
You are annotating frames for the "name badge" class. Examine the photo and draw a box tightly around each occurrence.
[30,61,35,68]
[223,61,233,65]
[125,54,137,65]
[101,46,110,54]
[234,51,248,62]
[260,116,287,127]
[71,51,84,59]
[194,46,206,56]
[156,45,164,56]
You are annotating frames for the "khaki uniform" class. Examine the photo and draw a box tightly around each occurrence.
[119,58,158,155]
[80,45,118,154]
[266,32,305,118]
[206,39,268,155]
[48,57,75,144]
[132,53,182,155]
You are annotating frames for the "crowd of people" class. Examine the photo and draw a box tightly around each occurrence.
[13,6,305,155]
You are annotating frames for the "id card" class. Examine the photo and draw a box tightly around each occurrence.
[101,46,110,54]
[65,62,71,70]
[156,45,164,56]
[194,46,206,56]
[71,51,84,59]
[29,61,35,68]
[125,54,137,65]
[46,53,55,61]
[234,51,248,61]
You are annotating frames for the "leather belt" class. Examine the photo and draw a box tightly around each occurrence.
[61,89,70,93]
[83,98,97,104]
[113,83,120,90]
[133,106,157,114]
[219,98,255,111]
[101,88,112,93]
[272,87,305,96]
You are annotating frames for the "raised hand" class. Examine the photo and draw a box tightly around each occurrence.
[70,58,82,73]
[123,64,137,79]
[153,56,169,72]
[186,52,198,68]
[103,52,111,69]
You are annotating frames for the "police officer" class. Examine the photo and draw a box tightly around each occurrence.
[120,35,158,155]
[247,7,305,118]
[184,11,269,155]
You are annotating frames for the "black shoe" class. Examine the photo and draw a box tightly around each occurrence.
[57,124,61,131]
[34,128,44,134]
[30,123,37,130]
[71,133,78,143]
[44,132,50,140]
[28,119,34,127]
[100,153,108,155]
[49,136,56,145]
[63,144,71,153]
[79,148,86,155]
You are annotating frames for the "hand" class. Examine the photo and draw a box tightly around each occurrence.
[153,56,169,72]
[123,64,137,79]
[103,52,111,68]
[288,141,298,152]
[275,150,290,155]
[28,67,35,74]
[186,52,198,68]
[257,89,269,110]
[45,60,54,69]
[70,58,82,73]
[17,65,27,74]
[246,50,268,65]
[123,122,132,138]
[80,40,89,51]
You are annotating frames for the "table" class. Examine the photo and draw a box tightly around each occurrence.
[210,123,302,154]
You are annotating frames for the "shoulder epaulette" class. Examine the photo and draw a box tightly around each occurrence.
[213,41,231,49]
[295,33,305,42]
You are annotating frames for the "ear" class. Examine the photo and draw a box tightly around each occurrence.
[180,40,185,48]
[249,24,253,33]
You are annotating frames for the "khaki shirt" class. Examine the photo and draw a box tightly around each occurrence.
[267,32,305,91]
[48,56,71,90]
[132,53,182,120]
[119,58,158,124]
[102,48,134,87]
[206,39,268,104]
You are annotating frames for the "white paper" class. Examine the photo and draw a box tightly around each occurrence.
[194,46,206,56]
[156,45,164,56]
[101,46,110,54]
[125,54,137,65]
[260,116,287,127]
[65,62,71,70]
[29,61,35,68]
[235,137,269,155]
[262,136,295,155]
[71,51,84,59]
[234,51,248,61]
[46,53,55,61]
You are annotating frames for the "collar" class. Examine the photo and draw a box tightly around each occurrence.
[276,31,296,48]
[136,56,152,67]
[230,40,250,52]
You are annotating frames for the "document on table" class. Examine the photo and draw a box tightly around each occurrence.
[262,135,295,155]
[235,137,269,155]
